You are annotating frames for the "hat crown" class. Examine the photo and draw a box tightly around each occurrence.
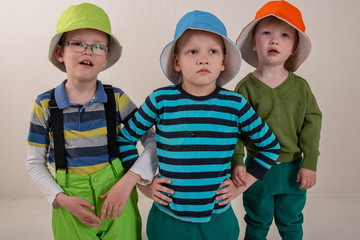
[256,0,305,33]
[174,10,228,39]
[57,3,111,34]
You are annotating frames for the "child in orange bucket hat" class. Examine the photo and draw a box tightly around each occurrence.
[232,1,322,239]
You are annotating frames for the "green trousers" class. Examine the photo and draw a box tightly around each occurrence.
[52,158,141,240]
[243,157,306,240]
[146,203,240,240]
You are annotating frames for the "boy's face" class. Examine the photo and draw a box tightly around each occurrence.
[174,30,225,95]
[55,28,108,83]
[252,18,297,69]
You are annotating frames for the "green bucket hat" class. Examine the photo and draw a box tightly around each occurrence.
[48,3,122,72]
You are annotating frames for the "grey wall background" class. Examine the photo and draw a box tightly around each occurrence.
[0,0,359,199]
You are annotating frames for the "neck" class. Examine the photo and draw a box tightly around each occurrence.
[253,65,289,88]
[181,82,217,97]
[64,79,98,105]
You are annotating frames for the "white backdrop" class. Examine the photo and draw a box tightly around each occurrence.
[0,0,359,199]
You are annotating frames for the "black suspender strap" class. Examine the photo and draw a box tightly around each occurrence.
[49,85,119,172]
[49,89,67,171]
[103,84,119,162]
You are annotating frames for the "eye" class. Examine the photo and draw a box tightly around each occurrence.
[71,41,85,47]
[263,31,271,36]
[210,49,217,54]
[188,50,197,55]
[282,33,290,38]
[93,44,101,50]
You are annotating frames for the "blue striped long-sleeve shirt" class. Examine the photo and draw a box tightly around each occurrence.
[118,85,280,222]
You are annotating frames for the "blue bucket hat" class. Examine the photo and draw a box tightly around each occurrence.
[160,10,242,86]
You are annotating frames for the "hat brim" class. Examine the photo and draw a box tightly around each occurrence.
[48,29,122,72]
[236,15,311,72]
[160,28,242,87]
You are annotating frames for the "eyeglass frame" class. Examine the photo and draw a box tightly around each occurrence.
[61,40,109,56]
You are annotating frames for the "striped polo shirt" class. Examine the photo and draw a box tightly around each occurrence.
[27,80,137,175]
[118,85,280,222]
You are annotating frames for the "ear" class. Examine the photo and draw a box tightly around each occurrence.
[221,58,225,72]
[252,40,257,52]
[173,55,181,72]
[101,54,108,70]
[291,43,298,56]
[55,44,64,62]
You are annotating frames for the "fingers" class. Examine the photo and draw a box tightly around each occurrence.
[232,176,244,187]
[100,192,108,199]
[82,213,102,228]
[239,174,247,186]
[79,206,102,228]
[80,199,96,211]
[217,196,233,206]
[299,179,316,189]
[101,202,113,220]
[296,172,301,183]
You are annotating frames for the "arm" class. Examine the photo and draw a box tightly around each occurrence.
[27,137,101,227]
[238,99,280,181]
[101,94,161,219]
[129,128,158,186]
[217,98,280,204]
[26,145,64,208]
[298,87,322,189]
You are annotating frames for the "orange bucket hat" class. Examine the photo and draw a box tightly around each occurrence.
[236,0,311,72]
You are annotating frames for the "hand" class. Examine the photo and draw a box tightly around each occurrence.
[55,192,101,228]
[137,175,174,206]
[297,167,316,189]
[100,171,140,220]
[232,165,247,187]
[216,179,241,206]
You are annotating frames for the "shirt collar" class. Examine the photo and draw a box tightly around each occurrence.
[54,80,107,109]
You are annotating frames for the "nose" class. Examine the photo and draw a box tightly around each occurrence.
[197,54,208,65]
[270,36,279,45]
[83,45,93,55]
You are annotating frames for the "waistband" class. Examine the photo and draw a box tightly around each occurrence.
[55,157,125,188]
[245,155,303,167]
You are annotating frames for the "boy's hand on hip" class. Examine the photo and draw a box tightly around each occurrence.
[55,192,102,228]
[297,167,316,189]
[137,174,174,206]
[215,179,241,205]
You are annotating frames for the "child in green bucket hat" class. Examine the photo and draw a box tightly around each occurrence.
[26,3,157,239]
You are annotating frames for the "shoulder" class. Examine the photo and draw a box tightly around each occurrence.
[291,72,311,87]
[218,87,247,103]
[111,86,125,95]
[149,85,180,99]
[34,89,53,108]
[152,85,178,94]
[289,72,315,94]
[234,73,253,92]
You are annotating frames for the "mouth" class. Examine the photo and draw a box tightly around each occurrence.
[197,69,210,73]
[268,49,279,54]
[80,61,93,66]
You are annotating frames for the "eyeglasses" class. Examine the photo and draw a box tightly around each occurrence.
[61,40,109,56]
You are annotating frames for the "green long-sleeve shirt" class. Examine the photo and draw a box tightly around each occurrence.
[232,72,322,171]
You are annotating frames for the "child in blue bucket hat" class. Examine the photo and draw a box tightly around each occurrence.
[115,10,280,240]
[26,3,157,239]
